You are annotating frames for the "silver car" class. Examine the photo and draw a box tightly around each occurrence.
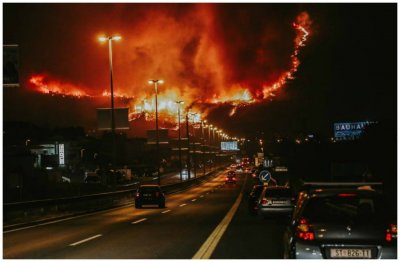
[257,186,294,218]
[283,183,397,259]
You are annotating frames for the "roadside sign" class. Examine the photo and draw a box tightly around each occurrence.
[259,170,271,183]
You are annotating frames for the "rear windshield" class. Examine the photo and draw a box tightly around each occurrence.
[139,187,160,193]
[302,195,385,224]
[264,188,292,198]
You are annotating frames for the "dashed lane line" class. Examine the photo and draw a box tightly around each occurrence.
[131,218,147,224]
[162,210,171,214]
[179,203,187,207]
[69,234,102,246]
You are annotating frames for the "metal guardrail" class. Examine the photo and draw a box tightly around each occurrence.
[3,167,225,228]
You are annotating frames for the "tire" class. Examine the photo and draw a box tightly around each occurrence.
[135,203,141,208]
[159,202,165,208]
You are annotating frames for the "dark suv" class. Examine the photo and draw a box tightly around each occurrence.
[135,185,165,208]
[283,182,397,259]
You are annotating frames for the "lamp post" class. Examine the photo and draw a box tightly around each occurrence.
[99,35,121,167]
[149,79,164,185]
[99,35,121,136]
[189,112,198,178]
[175,100,184,181]
[201,120,207,175]
[185,110,191,179]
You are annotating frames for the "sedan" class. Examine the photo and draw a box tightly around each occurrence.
[257,186,294,218]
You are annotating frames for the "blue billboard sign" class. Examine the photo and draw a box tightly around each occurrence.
[221,141,239,151]
[334,121,372,140]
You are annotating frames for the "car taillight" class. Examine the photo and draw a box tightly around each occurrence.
[386,224,397,242]
[296,217,315,241]
[155,192,160,197]
[337,193,356,197]
[233,177,236,181]
[135,192,140,197]
[261,198,270,205]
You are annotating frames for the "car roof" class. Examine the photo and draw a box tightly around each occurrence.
[139,185,160,188]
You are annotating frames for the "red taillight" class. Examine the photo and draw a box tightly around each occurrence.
[233,177,236,181]
[386,232,392,242]
[296,217,315,241]
[135,192,140,197]
[225,177,229,181]
[261,198,270,205]
[337,193,356,197]
[386,224,397,242]
[155,192,160,197]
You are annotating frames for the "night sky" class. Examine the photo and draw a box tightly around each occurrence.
[3,3,397,139]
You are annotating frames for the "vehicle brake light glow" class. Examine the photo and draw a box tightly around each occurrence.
[337,193,356,197]
[296,217,315,241]
[261,198,268,205]
[386,224,397,242]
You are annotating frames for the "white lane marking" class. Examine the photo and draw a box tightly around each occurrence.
[162,210,171,214]
[132,218,147,224]
[200,195,204,198]
[179,203,187,207]
[4,204,135,234]
[69,234,102,246]
[192,199,197,202]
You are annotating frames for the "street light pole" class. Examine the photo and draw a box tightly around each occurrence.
[201,120,206,175]
[149,79,164,185]
[175,100,184,181]
[185,111,191,179]
[99,35,121,168]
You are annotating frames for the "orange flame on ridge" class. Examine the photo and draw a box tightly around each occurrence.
[27,11,311,120]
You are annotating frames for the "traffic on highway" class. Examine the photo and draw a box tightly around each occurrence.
[3,161,397,259]
[3,3,396,260]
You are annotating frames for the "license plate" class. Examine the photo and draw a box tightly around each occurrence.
[272,200,289,204]
[330,248,371,258]
[143,193,152,197]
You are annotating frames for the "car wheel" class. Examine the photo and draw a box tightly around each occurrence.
[159,202,165,208]
[135,203,141,208]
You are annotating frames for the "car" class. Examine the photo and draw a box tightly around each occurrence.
[134,185,165,208]
[248,184,267,214]
[235,165,243,173]
[257,186,294,218]
[283,182,397,259]
[225,171,237,184]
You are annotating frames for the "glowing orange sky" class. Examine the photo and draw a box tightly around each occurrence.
[23,4,311,122]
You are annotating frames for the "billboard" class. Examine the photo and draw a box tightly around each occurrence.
[3,45,19,87]
[334,121,372,140]
[221,141,239,151]
[97,108,129,130]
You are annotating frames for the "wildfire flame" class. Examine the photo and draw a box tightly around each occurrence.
[27,11,311,122]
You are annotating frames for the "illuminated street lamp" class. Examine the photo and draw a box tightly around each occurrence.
[201,120,207,175]
[175,100,184,181]
[149,79,164,185]
[208,125,213,145]
[99,35,121,167]
[98,35,121,136]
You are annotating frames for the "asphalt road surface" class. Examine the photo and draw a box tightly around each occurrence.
[3,170,286,259]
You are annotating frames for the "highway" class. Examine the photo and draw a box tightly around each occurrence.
[3,170,286,259]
